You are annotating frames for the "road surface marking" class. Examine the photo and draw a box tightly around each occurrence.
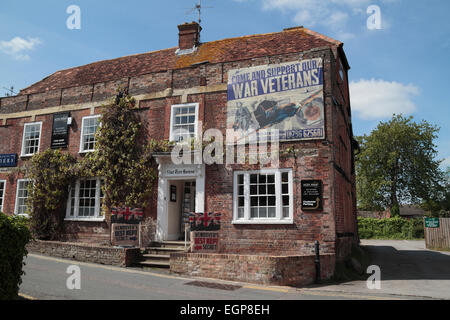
[18,293,38,300]
[299,289,406,300]
[243,285,290,293]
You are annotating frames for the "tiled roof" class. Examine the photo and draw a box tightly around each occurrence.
[20,27,343,95]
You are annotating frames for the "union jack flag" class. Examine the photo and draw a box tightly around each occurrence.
[189,212,221,231]
[111,207,144,224]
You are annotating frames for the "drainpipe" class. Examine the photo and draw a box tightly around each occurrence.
[315,241,321,284]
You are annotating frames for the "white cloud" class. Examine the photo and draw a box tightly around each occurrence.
[441,157,450,169]
[244,0,394,40]
[0,37,42,61]
[350,79,420,120]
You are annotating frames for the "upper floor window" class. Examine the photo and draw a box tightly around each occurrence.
[233,168,293,224]
[80,115,100,153]
[15,179,31,216]
[0,180,5,213]
[338,60,345,82]
[66,178,104,221]
[169,103,199,143]
[21,122,42,157]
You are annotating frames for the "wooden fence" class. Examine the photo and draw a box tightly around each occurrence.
[425,218,450,250]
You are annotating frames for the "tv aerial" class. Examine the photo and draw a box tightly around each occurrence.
[185,0,213,26]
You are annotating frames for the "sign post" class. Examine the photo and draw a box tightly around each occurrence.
[111,207,144,247]
[188,212,221,253]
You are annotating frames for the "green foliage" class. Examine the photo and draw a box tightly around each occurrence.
[0,212,32,300]
[356,114,443,212]
[358,217,424,240]
[390,203,400,217]
[89,89,171,208]
[26,149,77,240]
[420,166,450,217]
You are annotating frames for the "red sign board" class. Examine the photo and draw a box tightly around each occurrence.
[191,232,219,253]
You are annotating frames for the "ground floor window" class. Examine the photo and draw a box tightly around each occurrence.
[233,168,293,224]
[0,180,6,212]
[66,178,104,221]
[15,179,31,216]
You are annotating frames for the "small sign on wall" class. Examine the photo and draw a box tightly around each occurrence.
[111,224,139,247]
[51,112,70,149]
[425,217,440,228]
[301,180,323,211]
[170,185,177,202]
[191,231,219,253]
[0,154,17,168]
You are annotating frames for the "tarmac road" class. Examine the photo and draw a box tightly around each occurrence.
[18,252,422,301]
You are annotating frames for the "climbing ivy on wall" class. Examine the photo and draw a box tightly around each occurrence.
[88,89,171,209]
[25,88,171,240]
[26,149,77,240]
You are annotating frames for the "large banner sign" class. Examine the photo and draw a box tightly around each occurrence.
[227,58,325,143]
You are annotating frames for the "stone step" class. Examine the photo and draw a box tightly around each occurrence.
[139,260,170,268]
[153,241,188,249]
[142,253,170,260]
[146,246,186,253]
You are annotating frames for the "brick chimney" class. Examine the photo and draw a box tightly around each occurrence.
[178,22,202,50]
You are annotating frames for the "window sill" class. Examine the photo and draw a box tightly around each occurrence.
[20,154,35,158]
[232,219,293,225]
[65,218,105,222]
[79,150,96,154]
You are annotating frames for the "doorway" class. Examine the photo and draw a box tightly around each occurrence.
[181,181,196,240]
[154,159,205,241]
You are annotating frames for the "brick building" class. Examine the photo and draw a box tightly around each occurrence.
[0,22,358,284]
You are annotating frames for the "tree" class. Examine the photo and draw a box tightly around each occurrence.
[356,114,443,213]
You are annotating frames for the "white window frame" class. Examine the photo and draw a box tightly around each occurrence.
[14,179,32,217]
[65,178,105,221]
[169,103,199,143]
[79,115,101,153]
[0,180,6,213]
[233,168,293,224]
[21,122,42,157]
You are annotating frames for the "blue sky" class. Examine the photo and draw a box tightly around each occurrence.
[1,0,449,168]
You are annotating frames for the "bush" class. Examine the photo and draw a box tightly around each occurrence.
[0,212,32,300]
[358,217,424,240]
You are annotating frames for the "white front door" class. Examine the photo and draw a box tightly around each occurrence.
[155,161,205,241]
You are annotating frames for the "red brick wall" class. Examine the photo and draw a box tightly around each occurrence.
[170,252,336,287]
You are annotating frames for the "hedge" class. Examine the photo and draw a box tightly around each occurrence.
[358,217,424,240]
[0,212,32,300]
